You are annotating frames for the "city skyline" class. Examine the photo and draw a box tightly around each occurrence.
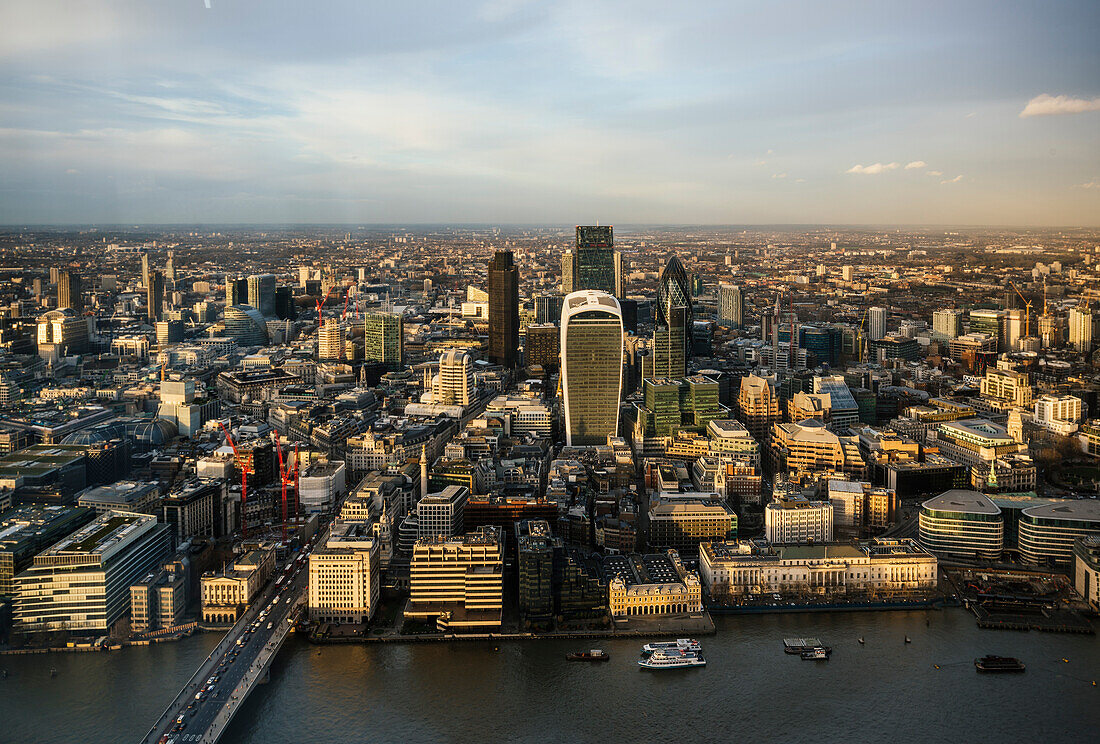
[1,1,1098,226]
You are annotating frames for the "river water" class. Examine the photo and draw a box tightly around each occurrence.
[3,609,1098,743]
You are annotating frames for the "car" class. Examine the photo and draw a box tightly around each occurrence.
[267,622,273,629]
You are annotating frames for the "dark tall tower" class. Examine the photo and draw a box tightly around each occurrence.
[58,271,83,313]
[488,250,520,368]
[226,275,248,307]
[147,271,165,322]
[573,226,622,297]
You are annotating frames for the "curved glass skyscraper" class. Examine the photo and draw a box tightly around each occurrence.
[561,290,623,447]
[224,304,269,347]
[652,255,693,379]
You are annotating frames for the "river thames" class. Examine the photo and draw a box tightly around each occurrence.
[3,609,1098,743]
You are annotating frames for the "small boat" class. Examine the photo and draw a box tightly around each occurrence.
[904,636,911,644]
[566,650,610,662]
[638,649,706,669]
[801,647,830,661]
[49,668,57,677]
[642,638,701,654]
[857,637,865,645]
[783,638,824,654]
[975,655,1025,673]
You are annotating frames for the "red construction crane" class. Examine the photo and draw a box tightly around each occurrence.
[341,286,352,321]
[218,421,249,539]
[315,283,335,329]
[273,432,289,541]
[292,444,301,520]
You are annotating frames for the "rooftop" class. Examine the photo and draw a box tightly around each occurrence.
[922,489,1000,515]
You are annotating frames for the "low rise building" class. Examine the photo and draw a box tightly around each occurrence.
[1018,500,1100,565]
[200,546,276,624]
[298,460,346,515]
[606,550,702,617]
[14,511,170,633]
[765,495,834,544]
[699,538,937,598]
[308,521,380,625]
[918,489,1003,560]
[78,481,160,515]
[406,526,504,632]
[1073,536,1100,611]
[647,497,737,553]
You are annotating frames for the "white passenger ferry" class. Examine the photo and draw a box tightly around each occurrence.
[641,638,702,654]
[638,649,707,670]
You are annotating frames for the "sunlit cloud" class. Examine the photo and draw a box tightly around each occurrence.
[1019,94,1100,118]
[904,161,927,170]
[846,162,899,175]
[926,170,943,176]
[940,175,963,184]
[1079,181,1100,190]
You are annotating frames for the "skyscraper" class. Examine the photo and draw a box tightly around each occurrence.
[435,350,474,407]
[165,251,175,284]
[247,274,277,318]
[57,271,83,313]
[364,311,404,370]
[932,309,964,341]
[561,290,623,446]
[147,270,164,322]
[488,251,519,368]
[141,252,150,289]
[223,305,269,346]
[524,323,560,370]
[868,306,887,341]
[226,275,248,307]
[560,251,575,295]
[718,283,742,328]
[651,255,692,379]
[318,320,344,360]
[570,226,622,297]
[736,373,779,446]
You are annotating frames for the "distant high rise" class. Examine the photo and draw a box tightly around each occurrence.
[436,350,474,407]
[247,274,277,318]
[299,266,311,288]
[718,283,742,328]
[1069,307,1094,353]
[969,309,1005,351]
[57,271,83,313]
[488,251,520,369]
[147,271,165,322]
[651,256,692,379]
[569,226,622,298]
[226,275,248,307]
[736,373,779,446]
[274,286,296,320]
[165,251,175,284]
[932,309,964,341]
[364,312,404,370]
[560,251,575,295]
[141,252,150,289]
[842,265,854,282]
[524,323,560,370]
[561,290,623,447]
[534,294,564,325]
[868,306,887,341]
[318,320,344,360]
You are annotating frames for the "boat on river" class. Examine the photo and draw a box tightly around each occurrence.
[638,649,706,670]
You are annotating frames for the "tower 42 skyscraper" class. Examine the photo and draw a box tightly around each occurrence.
[561,290,623,446]
[488,250,519,368]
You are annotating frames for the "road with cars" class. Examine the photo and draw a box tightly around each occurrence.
[142,535,318,744]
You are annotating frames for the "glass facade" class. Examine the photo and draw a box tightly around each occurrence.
[561,291,623,446]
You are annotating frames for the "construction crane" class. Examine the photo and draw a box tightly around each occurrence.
[218,421,249,539]
[273,431,289,541]
[858,307,869,364]
[1008,280,1034,337]
[314,283,335,329]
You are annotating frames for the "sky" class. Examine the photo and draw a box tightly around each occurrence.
[0,0,1098,226]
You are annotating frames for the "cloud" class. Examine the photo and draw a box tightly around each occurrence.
[940,175,963,184]
[1079,181,1100,190]
[846,162,899,175]
[771,172,787,179]
[926,170,943,176]
[904,161,927,170]
[795,178,806,183]
[1019,94,1100,118]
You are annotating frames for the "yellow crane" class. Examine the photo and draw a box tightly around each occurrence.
[1008,280,1033,338]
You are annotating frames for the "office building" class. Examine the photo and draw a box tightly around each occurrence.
[606,550,701,617]
[36,308,89,356]
[0,505,96,596]
[524,323,559,370]
[651,256,693,379]
[928,419,1025,468]
[765,495,834,544]
[308,520,381,624]
[416,485,469,539]
[648,498,738,553]
[770,419,868,480]
[932,309,964,341]
[57,271,83,313]
[161,479,220,542]
[298,460,346,514]
[533,294,564,325]
[155,320,184,345]
[516,520,607,626]
[1074,536,1100,611]
[247,273,277,318]
[567,225,621,297]
[363,312,403,370]
[130,558,188,633]
[226,275,248,307]
[147,270,165,322]
[1018,500,1100,565]
[13,511,170,633]
[78,481,159,515]
[223,305,269,347]
[407,526,504,632]
[980,367,1033,409]
[718,283,743,328]
[699,538,937,598]
[736,374,779,446]
[561,291,623,446]
[318,320,344,360]
[1033,394,1082,436]
[488,250,520,369]
[918,490,1004,559]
